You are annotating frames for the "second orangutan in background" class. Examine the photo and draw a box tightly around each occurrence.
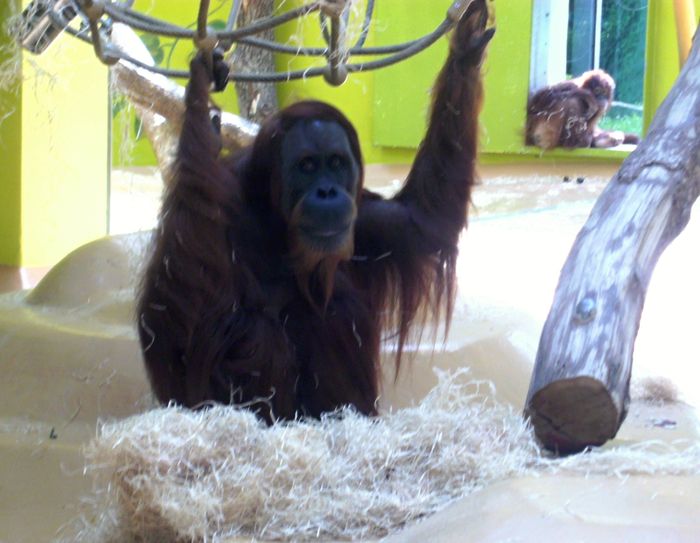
[525,69,640,150]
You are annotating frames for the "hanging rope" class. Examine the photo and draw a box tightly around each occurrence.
[16,0,472,87]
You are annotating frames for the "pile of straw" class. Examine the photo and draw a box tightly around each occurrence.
[68,372,700,542]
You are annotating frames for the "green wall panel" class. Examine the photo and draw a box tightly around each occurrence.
[371,3,447,149]
[112,0,699,167]
[0,0,22,264]
[1,0,110,267]
[272,0,415,164]
[369,1,534,156]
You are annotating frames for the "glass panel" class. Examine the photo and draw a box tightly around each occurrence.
[597,0,647,136]
[567,0,597,77]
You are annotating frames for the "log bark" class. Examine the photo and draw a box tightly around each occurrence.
[229,0,279,124]
[525,29,700,454]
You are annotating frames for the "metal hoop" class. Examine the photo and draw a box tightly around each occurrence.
[16,0,471,87]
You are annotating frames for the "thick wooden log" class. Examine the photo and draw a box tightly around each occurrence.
[525,30,700,454]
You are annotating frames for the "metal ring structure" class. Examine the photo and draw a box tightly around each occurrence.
[18,0,470,86]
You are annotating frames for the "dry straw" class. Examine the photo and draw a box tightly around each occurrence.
[62,371,700,542]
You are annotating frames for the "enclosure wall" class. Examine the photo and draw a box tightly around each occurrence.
[0,1,110,267]
[114,0,698,167]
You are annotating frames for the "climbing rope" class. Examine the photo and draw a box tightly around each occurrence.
[16,0,472,87]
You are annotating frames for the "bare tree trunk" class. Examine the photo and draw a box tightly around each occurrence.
[524,29,700,454]
[229,0,278,123]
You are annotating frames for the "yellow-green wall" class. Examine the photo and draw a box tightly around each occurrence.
[643,0,700,131]
[0,2,22,265]
[114,0,698,168]
[274,0,698,166]
[0,0,109,267]
[272,0,413,164]
[20,37,109,266]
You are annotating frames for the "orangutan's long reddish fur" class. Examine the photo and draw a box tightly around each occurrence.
[137,0,493,422]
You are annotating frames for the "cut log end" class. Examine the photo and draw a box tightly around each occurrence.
[525,376,621,454]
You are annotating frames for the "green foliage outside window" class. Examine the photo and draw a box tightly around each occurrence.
[598,0,646,136]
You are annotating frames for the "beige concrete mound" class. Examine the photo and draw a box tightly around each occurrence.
[1,175,700,542]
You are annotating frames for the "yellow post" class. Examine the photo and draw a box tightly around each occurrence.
[674,0,698,65]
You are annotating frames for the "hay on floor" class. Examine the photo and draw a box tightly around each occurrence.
[68,371,700,542]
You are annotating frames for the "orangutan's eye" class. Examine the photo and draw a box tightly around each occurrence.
[298,157,317,174]
[328,154,345,170]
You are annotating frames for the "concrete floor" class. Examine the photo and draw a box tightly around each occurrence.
[106,161,622,234]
